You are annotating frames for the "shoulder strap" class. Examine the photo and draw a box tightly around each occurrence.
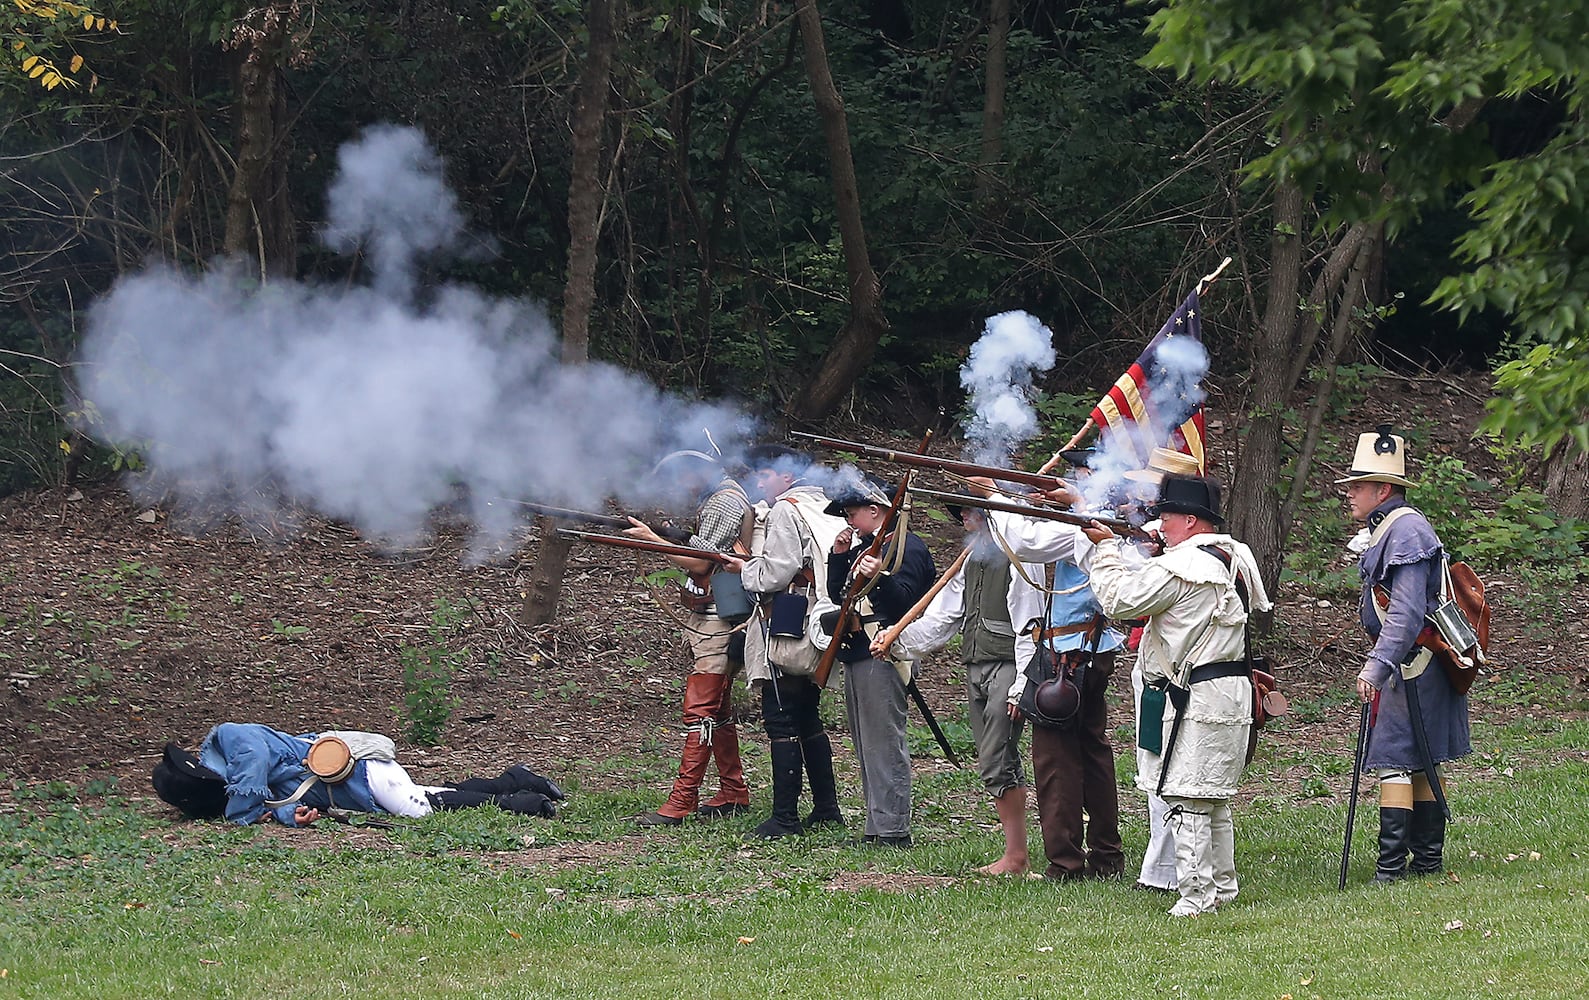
[1368,506,1416,547]
[1198,543,1253,667]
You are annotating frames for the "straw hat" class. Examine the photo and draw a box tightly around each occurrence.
[1124,447,1202,484]
[1335,425,1416,487]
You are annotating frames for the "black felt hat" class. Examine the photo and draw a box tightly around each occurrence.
[822,474,894,517]
[743,444,812,475]
[1150,473,1224,524]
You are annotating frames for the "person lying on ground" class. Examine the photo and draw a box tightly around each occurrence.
[152,722,565,826]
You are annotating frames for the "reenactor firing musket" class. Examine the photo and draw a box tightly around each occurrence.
[791,431,1077,495]
[517,500,693,544]
[909,486,1155,544]
[556,529,735,566]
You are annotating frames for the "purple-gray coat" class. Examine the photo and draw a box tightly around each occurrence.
[1357,497,1472,770]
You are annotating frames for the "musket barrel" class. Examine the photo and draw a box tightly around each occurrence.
[791,432,1067,491]
[557,529,733,564]
[909,487,1148,541]
[520,501,692,543]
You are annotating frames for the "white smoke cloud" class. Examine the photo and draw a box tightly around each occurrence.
[74,125,754,557]
[959,310,1056,466]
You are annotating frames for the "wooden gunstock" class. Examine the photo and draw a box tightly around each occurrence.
[870,545,971,660]
[791,432,1068,493]
[910,487,1152,542]
[557,529,734,565]
[813,429,934,688]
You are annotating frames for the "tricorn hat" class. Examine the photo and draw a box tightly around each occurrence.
[648,449,721,480]
[1335,425,1416,487]
[743,443,812,475]
[822,473,894,517]
[1150,473,1224,524]
[1125,447,1202,485]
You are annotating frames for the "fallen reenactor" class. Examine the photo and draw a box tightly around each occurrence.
[151,722,565,826]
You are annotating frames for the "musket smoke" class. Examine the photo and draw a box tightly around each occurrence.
[959,311,1057,466]
[74,125,752,557]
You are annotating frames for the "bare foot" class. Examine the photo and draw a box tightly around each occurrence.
[976,857,1029,876]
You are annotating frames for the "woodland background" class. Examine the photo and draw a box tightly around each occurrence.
[4,0,1589,596]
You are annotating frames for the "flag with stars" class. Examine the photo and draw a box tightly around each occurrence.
[1088,289,1208,473]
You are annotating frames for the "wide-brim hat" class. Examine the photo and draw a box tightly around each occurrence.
[941,489,980,525]
[648,449,721,480]
[743,443,812,475]
[823,473,894,517]
[1149,473,1224,524]
[1125,447,1202,484]
[1335,426,1416,487]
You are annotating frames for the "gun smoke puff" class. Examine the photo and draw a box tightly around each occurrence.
[959,311,1056,466]
[73,125,752,557]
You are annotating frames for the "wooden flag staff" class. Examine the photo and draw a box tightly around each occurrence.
[1035,256,1233,475]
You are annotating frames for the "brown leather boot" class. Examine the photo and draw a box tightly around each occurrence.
[699,675,750,817]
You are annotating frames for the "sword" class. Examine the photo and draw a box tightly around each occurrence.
[1338,700,1372,890]
[906,680,962,768]
[1401,663,1451,820]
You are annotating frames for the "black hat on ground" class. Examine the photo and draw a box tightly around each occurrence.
[743,444,812,475]
[822,473,894,518]
[1150,473,1224,524]
[151,742,228,820]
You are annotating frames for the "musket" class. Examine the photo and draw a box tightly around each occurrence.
[813,429,935,690]
[557,529,734,566]
[514,501,693,544]
[909,487,1154,543]
[870,546,972,660]
[791,431,1070,493]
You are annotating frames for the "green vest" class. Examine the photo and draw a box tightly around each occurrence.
[961,555,1017,665]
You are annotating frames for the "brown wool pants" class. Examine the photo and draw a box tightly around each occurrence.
[1030,652,1124,879]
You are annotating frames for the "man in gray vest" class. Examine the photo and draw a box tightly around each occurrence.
[892,499,1044,873]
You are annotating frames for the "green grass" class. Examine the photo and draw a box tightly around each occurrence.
[2,718,1587,998]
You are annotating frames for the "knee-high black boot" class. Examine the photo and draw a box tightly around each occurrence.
[1375,807,1412,882]
[752,738,804,839]
[449,765,564,800]
[800,731,844,829]
[1409,800,1445,875]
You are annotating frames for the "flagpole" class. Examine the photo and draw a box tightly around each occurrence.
[1037,256,1232,475]
[1036,419,1094,474]
[1196,255,1233,295]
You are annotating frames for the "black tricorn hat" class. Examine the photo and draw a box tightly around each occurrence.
[743,443,812,474]
[1150,473,1224,524]
[151,742,228,820]
[822,473,894,517]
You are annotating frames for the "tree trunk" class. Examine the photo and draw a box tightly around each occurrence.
[223,3,297,277]
[522,0,618,627]
[1543,436,1589,518]
[1228,181,1304,596]
[788,0,891,424]
[973,0,1010,205]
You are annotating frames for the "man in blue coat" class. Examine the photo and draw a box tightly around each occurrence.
[1340,427,1472,881]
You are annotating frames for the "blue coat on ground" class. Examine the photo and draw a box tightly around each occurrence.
[1356,498,1472,770]
[200,722,380,825]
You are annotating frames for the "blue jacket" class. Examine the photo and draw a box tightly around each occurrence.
[199,723,381,825]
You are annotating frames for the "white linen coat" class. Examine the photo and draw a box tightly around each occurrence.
[1087,533,1272,799]
[738,484,846,685]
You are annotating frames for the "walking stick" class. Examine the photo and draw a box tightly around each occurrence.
[1338,700,1372,889]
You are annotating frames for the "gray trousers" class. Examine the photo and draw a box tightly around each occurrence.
[844,657,912,838]
[967,659,1024,796]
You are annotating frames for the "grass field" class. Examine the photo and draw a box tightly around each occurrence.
[3,715,1585,999]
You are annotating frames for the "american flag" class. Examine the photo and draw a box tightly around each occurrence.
[1088,289,1208,473]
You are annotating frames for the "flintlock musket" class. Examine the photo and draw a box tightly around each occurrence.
[791,431,1074,494]
[908,487,1154,543]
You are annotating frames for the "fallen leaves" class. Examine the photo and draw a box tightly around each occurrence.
[736,936,755,945]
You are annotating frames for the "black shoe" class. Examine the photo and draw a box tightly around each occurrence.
[802,808,845,832]
[867,834,912,849]
[696,802,749,820]
[1132,880,1176,895]
[496,791,557,818]
[505,765,566,801]
[636,810,683,827]
[752,815,802,839]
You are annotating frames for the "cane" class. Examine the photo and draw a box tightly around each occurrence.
[1337,700,1372,889]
